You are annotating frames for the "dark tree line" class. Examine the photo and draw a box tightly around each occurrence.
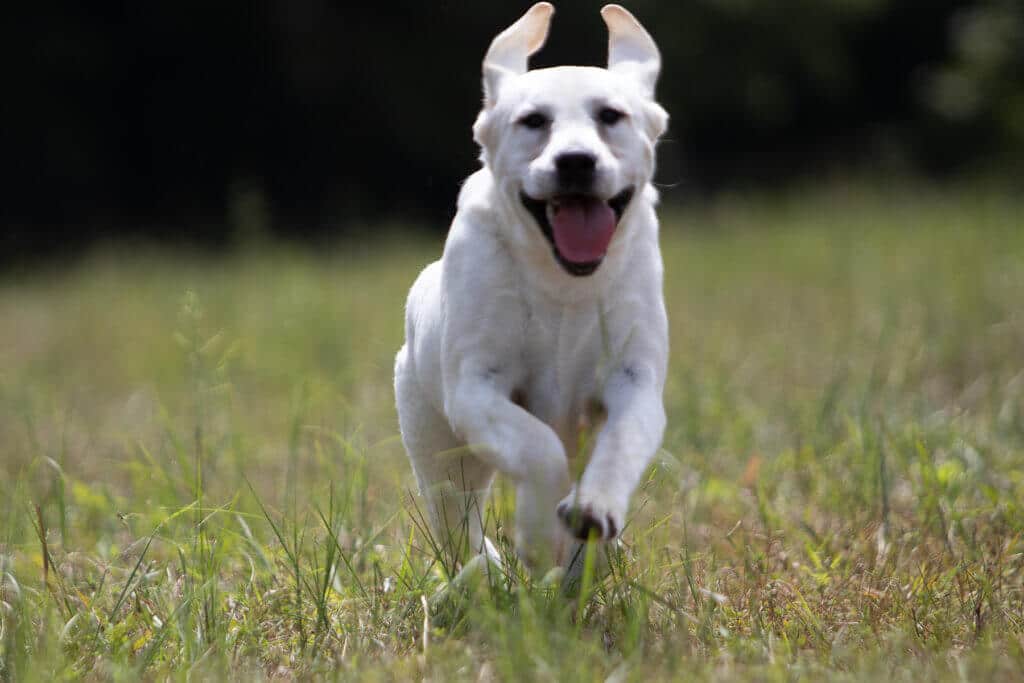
[2,0,1021,258]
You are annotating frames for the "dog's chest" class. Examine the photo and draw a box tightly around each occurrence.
[517,296,606,444]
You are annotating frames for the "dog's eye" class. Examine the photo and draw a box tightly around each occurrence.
[518,112,549,130]
[598,107,625,125]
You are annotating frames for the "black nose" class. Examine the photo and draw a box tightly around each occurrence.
[555,152,597,190]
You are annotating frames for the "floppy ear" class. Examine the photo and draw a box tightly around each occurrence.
[482,2,554,108]
[642,100,669,141]
[601,4,660,98]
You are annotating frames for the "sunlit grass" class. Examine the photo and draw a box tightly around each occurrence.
[1,183,1023,680]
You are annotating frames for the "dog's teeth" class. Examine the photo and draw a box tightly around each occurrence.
[546,202,558,223]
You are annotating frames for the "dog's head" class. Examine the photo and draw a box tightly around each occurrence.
[473,3,667,277]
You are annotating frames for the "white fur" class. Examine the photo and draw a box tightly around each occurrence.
[394,3,668,569]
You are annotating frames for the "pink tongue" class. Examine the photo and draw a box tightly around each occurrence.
[550,197,616,263]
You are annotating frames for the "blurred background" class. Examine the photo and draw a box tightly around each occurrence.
[3,0,1022,262]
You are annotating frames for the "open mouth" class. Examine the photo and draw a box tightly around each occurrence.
[520,187,635,277]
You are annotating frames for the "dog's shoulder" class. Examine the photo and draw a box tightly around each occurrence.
[443,169,515,279]
[455,168,497,217]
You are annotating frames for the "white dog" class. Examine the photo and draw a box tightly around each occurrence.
[394,3,668,571]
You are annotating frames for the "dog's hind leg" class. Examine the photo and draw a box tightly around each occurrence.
[395,348,499,568]
[417,452,500,569]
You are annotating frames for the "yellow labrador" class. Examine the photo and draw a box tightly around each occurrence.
[395,3,668,570]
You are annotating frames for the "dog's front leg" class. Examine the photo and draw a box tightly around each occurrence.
[446,369,570,568]
[558,362,665,541]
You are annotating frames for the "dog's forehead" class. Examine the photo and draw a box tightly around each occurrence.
[501,66,631,108]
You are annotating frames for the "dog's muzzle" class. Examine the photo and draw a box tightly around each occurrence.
[521,186,634,277]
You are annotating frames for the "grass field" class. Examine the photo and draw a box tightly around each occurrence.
[2,183,1023,681]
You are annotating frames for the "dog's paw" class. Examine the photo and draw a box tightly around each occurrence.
[556,492,624,541]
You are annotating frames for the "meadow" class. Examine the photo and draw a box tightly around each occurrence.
[1,183,1023,680]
